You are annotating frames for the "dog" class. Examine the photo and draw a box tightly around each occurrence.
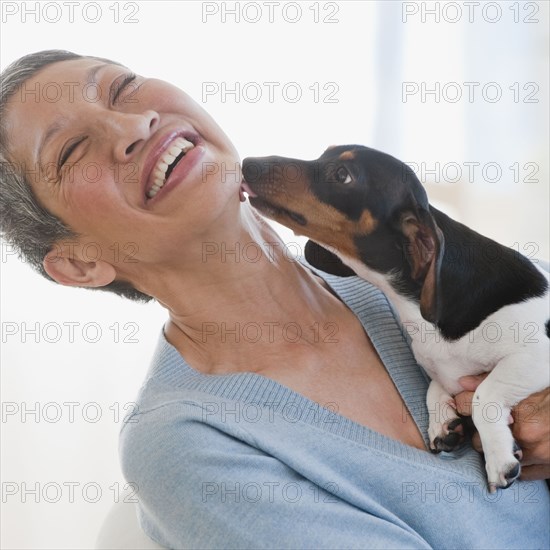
[241,145,549,492]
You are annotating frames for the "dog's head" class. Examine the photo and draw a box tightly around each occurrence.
[242,145,444,321]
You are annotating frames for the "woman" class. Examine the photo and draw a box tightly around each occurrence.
[1,50,548,549]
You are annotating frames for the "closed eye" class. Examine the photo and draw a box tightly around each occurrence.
[55,73,138,174]
[58,137,86,169]
[111,73,137,105]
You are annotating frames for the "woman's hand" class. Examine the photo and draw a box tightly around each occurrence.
[455,375,550,481]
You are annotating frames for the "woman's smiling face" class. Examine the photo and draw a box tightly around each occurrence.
[3,57,243,268]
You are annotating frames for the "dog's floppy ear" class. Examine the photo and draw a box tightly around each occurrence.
[400,209,445,323]
[304,240,356,277]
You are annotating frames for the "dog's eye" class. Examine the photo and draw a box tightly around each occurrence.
[336,166,352,184]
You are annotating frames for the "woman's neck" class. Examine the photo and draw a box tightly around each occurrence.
[135,223,348,373]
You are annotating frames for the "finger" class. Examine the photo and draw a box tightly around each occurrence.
[458,373,489,392]
[518,464,550,481]
[454,391,475,416]
[471,432,483,453]
[517,443,549,467]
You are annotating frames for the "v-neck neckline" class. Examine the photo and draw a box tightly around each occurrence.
[149,259,452,463]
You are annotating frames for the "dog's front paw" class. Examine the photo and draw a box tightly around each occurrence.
[485,446,522,493]
[429,416,467,453]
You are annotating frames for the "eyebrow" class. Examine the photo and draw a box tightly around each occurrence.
[37,63,109,172]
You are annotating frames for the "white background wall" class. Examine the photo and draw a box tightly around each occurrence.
[1,1,548,548]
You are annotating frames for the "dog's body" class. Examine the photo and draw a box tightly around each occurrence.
[242,145,549,491]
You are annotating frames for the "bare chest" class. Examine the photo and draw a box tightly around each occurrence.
[256,333,427,450]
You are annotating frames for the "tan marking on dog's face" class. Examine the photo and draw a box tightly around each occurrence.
[338,151,355,161]
[358,210,377,234]
[295,198,377,258]
[247,156,378,258]
[252,172,377,260]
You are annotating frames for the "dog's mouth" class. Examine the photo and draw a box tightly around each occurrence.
[241,180,307,226]
[249,196,307,226]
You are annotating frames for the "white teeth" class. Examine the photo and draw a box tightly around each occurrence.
[147,136,195,199]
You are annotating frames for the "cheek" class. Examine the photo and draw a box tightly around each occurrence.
[61,171,126,228]
[149,81,236,150]
[146,80,197,114]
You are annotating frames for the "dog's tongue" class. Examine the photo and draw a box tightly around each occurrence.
[239,180,258,202]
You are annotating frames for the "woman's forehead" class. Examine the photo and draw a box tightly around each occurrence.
[23,57,126,92]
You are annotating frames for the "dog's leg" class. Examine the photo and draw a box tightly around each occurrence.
[427,380,466,452]
[471,355,544,492]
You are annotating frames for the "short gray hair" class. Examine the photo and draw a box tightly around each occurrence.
[0,50,153,302]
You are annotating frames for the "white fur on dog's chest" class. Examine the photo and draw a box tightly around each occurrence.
[343,256,550,396]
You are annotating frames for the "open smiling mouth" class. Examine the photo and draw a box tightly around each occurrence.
[147,137,195,199]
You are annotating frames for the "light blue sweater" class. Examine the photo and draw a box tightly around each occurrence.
[120,263,550,549]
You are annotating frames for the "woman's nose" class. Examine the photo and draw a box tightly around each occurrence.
[109,109,160,163]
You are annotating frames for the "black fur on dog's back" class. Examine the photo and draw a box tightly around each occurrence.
[426,207,548,340]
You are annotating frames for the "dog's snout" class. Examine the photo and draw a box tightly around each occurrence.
[242,156,309,186]
[242,156,281,185]
[241,157,265,184]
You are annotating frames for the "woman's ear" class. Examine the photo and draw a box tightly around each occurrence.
[43,247,117,288]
